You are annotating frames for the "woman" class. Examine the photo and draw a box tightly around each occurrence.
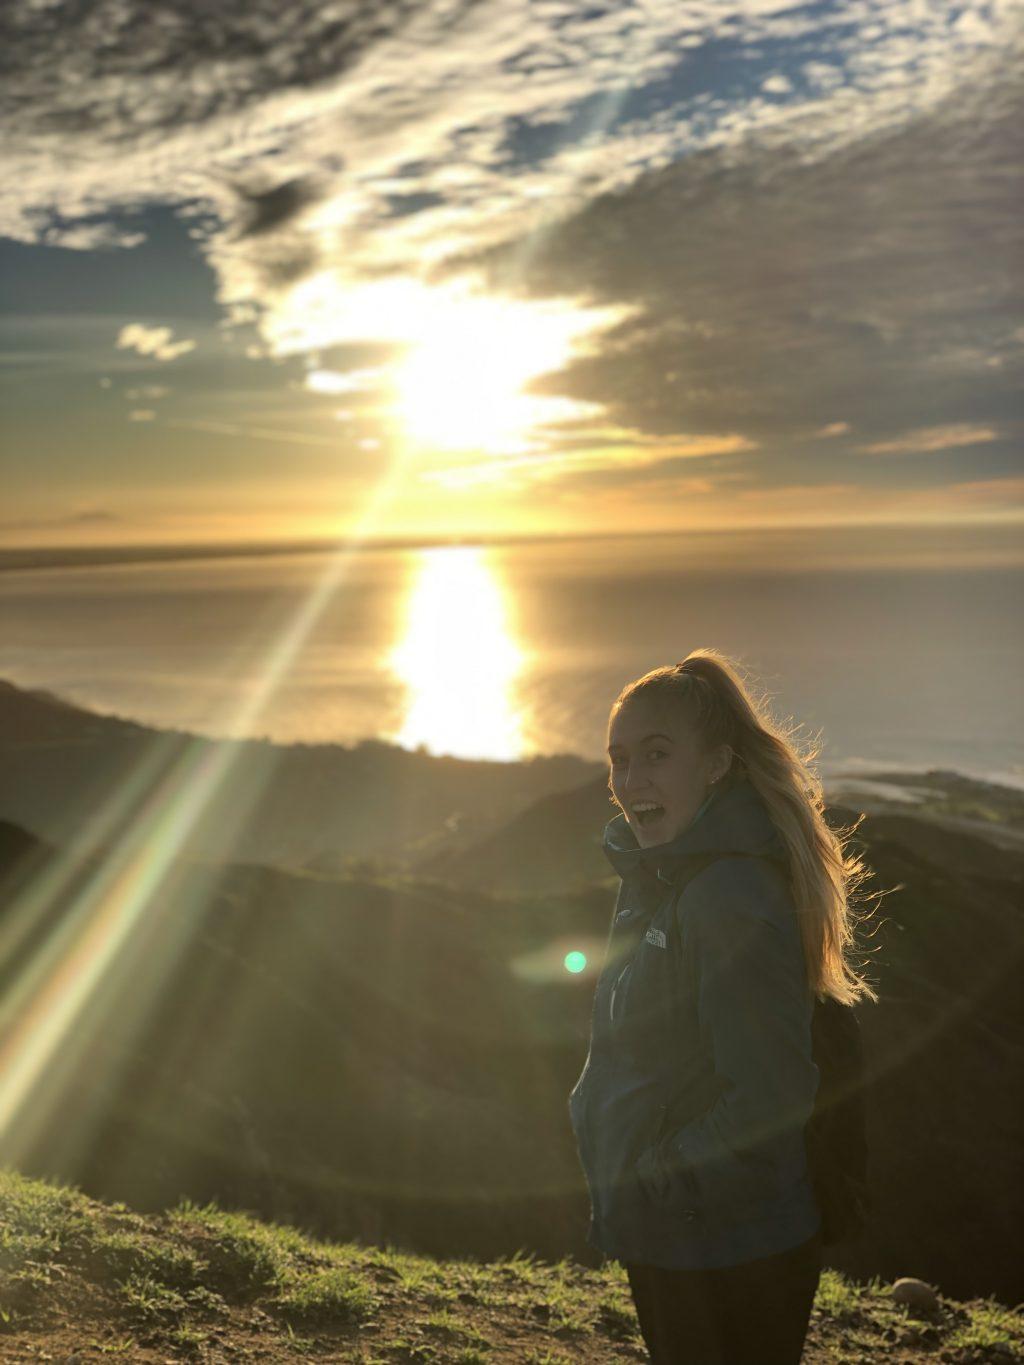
[568,649,877,1364]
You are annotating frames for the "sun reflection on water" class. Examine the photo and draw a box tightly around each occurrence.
[386,545,527,760]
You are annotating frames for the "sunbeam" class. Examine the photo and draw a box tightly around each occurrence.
[0,455,416,1164]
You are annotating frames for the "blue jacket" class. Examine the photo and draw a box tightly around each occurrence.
[568,768,822,1268]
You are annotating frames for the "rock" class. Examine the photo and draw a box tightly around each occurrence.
[892,1277,940,1316]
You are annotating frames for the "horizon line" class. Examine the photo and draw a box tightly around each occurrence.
[2,516,1022,576]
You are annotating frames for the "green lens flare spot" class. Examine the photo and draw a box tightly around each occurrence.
[564,951,587,974]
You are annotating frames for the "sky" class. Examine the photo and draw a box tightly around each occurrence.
[2,0,1022,550]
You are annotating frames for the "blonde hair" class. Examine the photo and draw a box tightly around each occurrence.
[608,648,882,1006]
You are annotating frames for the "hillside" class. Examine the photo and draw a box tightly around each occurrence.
[1,680,1022,1306]
[0,679,598,871]
[2,793,1022,1307]
[1,1167,1021,1364]
[412,764,1024,894]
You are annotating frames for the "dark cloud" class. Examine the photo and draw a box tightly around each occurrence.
[228,176,325,239]
[1,0,427,139]
[462,74,1024,452]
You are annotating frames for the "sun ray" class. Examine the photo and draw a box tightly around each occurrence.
[0,449,415,1160]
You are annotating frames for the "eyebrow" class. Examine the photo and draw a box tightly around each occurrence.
[607,732,674,754]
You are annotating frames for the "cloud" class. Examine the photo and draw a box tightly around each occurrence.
[857,424,1000,456]
[128,409,156,421]
[124,384,170,400]
[2,0,1021,507]
[761,75,793,96]
[165,417,355,449]
[465,78,1024,454]
[43,221,147,250]
[116,323,196,362]
[421,428,756,489]
[0,315,227,383]
[304,367,385,395]
[226,175,325,240]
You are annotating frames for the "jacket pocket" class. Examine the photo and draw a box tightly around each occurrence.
[633,1100,670,1200]
[635,1100,708,1224]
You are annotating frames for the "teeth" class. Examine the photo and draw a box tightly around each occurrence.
[632,803,662,812]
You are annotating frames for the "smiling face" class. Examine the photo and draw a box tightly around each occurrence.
[607,697,732,847]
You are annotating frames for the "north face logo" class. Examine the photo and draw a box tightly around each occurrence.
[645,927,667,949]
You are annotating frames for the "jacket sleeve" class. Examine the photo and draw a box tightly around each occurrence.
[644,862,819,1217]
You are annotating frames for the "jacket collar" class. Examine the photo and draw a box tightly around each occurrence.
[601,767,787,886]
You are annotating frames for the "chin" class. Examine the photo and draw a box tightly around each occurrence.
[636,824,676,846]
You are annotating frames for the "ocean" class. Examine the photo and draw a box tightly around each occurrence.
[1,525,1021,785]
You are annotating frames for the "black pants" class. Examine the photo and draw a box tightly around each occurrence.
[625,1227,823,1365]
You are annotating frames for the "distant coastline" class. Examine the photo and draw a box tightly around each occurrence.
[2,519,1023,576]
[821,758,1024,795]
[0,533,550,575]
[0,527,804,575]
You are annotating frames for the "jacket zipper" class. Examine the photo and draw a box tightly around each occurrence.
[609,963,631,1023]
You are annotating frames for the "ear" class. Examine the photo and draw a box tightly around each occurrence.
[712,744,734,783]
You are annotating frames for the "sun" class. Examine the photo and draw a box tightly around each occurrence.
[386,285,615,457]
[266,271,628,463]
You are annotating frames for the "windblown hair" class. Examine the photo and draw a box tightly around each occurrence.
[608,648,881,1006]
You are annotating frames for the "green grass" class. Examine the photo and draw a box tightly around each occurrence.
[117,1270,191,1321]
[373,1244,455,1296]
[166,1197,298,1296]
[2,1163,1022,1363]
[271,1261,377,1325]
[162,1319,210,1356]
[422,1305,490,1346]
[0,1164,93,1268]
[87,1335,137,1354]
[90,1227,206,1287]
[0,1164,382,1346]
[814,1266,867,1322]
[947,1296,1024,1355]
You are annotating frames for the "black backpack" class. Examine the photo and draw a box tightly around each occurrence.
[664,850,871,1249]
[804,990,871,1247]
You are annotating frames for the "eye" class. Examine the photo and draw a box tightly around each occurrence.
[608,749,668,768]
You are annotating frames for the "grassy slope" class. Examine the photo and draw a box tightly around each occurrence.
[1,1169,1021,1364]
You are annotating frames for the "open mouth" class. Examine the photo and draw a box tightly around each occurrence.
[633,806,665,827]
